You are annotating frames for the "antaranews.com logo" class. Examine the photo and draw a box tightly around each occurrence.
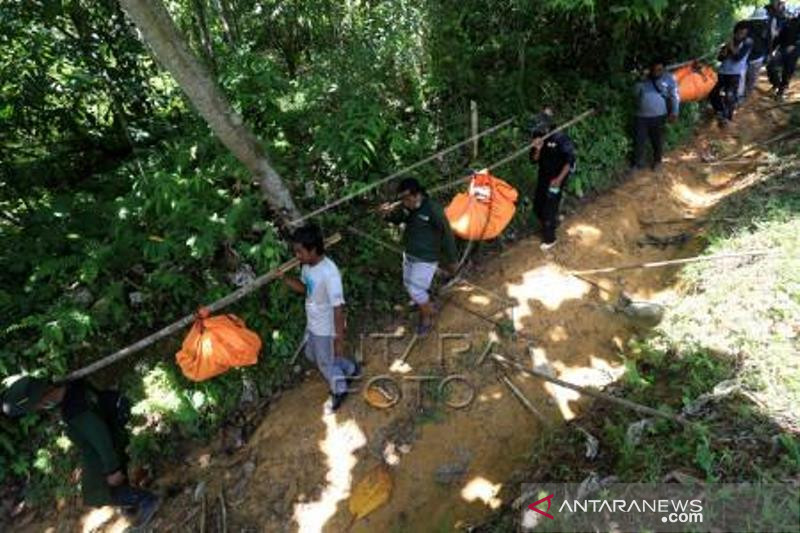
[520,483,798,532]
[528,492,703,525]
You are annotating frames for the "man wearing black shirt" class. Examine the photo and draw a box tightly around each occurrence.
[529,113,576,251]
[773,12,800,98]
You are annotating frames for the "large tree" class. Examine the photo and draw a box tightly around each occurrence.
[118,0,301,226]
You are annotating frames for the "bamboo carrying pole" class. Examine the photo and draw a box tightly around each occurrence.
[428,108,598,196]
[569,249,778,276]
[288,117,515,226]
[490,353,686,425]
[65,233,343,381]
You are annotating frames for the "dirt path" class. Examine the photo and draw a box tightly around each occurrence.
[20,85,797,533]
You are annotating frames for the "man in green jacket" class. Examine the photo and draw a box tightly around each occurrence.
[1,375,159,529]
[381,178,458,335]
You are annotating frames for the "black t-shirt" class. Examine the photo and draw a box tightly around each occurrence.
[531,132,576,183]
[778,17,800,49]
[745,19,770,58]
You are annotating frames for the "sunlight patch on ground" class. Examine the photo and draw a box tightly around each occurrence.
[293,409,367,533]
[461,476,503,509]
[545,356,625,420]
[478,390,504,402]
[468,293,492,306]
[567,224,603,246]
[389,359,413,373]
[80,506,129,533]
[548,325,569,343]
[506,265,589,328]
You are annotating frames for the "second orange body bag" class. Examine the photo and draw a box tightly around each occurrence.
[445,171,518,241]
[176,310,262,382]
[673,63,718,102]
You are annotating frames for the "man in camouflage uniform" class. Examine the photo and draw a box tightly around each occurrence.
[1,375,159,529]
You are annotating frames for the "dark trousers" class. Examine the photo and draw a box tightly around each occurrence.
[534,180,563,244]
[767,48,800,90]
[634,115,666,169]
[710,74,741,120]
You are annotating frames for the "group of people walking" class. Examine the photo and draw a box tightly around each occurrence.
[635,1,799,170]
[711,1,800,126]
[2,3,798,530]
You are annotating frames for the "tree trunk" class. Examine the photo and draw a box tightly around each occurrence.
[118,0,301,226]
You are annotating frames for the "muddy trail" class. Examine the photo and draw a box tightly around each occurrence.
[20,85,798,533]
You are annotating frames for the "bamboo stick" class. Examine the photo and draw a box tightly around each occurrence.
[491,353,686,425]
[65,233,343,381]
[289,117,515,226]
[569,249,778,276]
[498,372,548,424]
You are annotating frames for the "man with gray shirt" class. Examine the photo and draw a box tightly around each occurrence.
[633,59,680,171]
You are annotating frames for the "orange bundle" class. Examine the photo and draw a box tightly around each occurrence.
[672,63,717,102]
[445,171,518,241]
[176,308,262,382]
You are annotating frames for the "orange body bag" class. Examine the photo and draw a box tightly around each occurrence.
[176,309,262,382]
[672,63,718,102]
[445,171,518,241]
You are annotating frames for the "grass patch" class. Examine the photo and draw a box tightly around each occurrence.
[476,147,800,531]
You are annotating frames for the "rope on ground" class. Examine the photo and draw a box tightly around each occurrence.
[490,353,687,425]
[569,249,779,276]
[65,233,344,381]
[288,117,516,227]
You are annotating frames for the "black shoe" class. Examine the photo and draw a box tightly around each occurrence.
[131,495,160,529]
[328,391,348,413]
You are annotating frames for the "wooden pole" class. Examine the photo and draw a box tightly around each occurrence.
[490,353,686,425]
[497,372,548,424]
[65,233,343,381]
[569,249,778,276]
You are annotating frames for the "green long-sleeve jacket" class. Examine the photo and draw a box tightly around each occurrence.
[61,383,128,506]
[388,196,458,264]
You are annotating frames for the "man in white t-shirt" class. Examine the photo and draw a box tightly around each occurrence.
[280,225,358,412]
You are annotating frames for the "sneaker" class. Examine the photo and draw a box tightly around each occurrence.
[540,241,556,252]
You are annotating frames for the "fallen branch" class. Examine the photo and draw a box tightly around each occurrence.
[491,353,687,425]
[497,371,548,424]
[569,249,778,276]
[66,233,343,381]
[717,128,800,163]
[639,216,698,226]
[219,491,228,533]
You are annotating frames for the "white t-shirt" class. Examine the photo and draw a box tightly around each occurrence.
[301,256,345,336]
